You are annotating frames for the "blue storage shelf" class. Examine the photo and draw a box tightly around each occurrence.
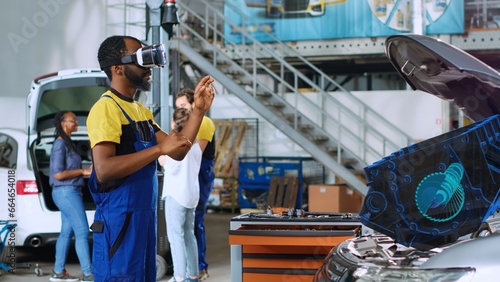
[238,156,325,209]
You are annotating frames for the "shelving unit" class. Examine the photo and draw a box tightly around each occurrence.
[208,118,259,213]
[210,177,239,213]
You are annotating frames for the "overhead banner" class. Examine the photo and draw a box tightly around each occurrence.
[224,0,464,43]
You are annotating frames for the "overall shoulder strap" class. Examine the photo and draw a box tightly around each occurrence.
[102,94,133,123]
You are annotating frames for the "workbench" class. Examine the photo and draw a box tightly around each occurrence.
[228,212,362,282]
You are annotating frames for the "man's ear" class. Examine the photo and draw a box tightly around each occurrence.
[112,65,123,76]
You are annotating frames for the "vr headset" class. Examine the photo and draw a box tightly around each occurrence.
[99,44,167,69]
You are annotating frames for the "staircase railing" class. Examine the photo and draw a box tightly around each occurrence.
[175,0,415,167]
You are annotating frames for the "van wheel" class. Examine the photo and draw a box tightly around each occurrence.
[156,254,167,281]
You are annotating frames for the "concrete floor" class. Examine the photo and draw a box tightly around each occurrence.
[0,211,235,281]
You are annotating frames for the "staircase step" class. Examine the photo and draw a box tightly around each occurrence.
[283,113,300,121]
[198,48,214,57]
[223,69,244,76]
[216,60,231,66]
[298,124,314,130]
[263,101,285,108]
[310,135,329,142]
[341,158,358,167]
[256,91,272,98]
[323,146,339,154]
[235,79,253,85]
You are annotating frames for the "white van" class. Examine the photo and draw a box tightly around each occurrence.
[0,69,109,248]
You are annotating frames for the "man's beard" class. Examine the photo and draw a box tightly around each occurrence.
[124,65,151,91]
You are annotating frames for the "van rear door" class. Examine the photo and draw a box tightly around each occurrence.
[27,69,109,135]
[27,69,109,211]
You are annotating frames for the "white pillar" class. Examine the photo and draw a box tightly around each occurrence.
[411,0,425,35]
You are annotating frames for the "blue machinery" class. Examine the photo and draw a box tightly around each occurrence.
[238,156,325,209]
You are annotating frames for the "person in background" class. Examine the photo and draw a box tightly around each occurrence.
[87,34,214,281]
[49,111,93,282]
[159,108,202,282]
[175,88,216,280]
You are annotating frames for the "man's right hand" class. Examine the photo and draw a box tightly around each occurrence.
[193,75,215,114]
[158,131,193,160]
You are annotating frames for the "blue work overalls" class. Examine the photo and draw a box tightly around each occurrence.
[195,157,215,271]
[89,97,157,282]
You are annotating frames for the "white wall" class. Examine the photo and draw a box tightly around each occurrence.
[350,90,444,140]
[210,90,444,157]
[1,0,108,98]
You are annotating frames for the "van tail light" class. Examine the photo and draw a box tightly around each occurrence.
[16,180,39,195]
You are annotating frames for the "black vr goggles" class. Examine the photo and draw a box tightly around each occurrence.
[99,44,167,69]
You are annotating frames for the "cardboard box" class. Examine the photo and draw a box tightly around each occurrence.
[308,184,364,213]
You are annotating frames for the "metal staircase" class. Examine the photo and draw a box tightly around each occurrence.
[104,0,416,196]
[171,0,417,196]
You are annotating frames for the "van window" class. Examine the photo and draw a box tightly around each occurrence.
[0,134,17,169]
[37,85,108,119]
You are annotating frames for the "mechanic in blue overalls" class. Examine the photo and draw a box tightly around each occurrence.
[87,35,215,282]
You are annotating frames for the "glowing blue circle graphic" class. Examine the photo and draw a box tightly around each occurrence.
[415,163,465,222]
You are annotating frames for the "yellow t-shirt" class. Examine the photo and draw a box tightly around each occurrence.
[198,116,215,142]
[198,116,216,160]
[87,90,161,149]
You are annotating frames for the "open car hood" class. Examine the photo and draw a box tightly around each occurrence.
[385,34,500,122]
[359,34,500,251]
